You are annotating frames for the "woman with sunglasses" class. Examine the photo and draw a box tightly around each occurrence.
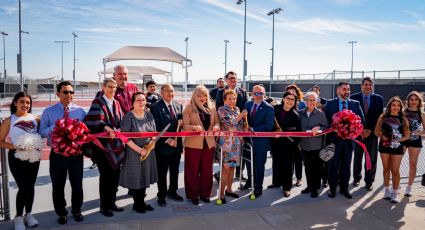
[0,92,40,230]
[271,91,300,197]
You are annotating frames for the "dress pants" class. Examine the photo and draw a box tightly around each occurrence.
[353,135,378,187]
[131,188,147,208]
[302,149,324,190]
[293,147,303,181]
[49,150,83,216]
[184,145,214,199]
[9,150,40,216]
[328,140,353,193]
[246,150,268,192]
[156,153,181,199]
[95,153,120,210]
[270,142,282,186]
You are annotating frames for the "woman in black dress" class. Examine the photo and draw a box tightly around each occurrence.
[375,96,410,203]
[271,91,300,197]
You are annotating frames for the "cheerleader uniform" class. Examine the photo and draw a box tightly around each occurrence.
[403,109,423,148]
[378,115,405,155]
[8,114,40,217]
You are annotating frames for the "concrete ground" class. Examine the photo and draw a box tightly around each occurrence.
[1,154,424,230]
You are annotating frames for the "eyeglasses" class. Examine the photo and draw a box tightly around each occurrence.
[62,90,74,95]
[253,92,264,96]
[285,97,295,101]
[227,77,236,81]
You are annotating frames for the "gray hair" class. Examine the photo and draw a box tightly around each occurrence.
[103,78,117,87]
[304,91,318,101]
[113,64,128,73]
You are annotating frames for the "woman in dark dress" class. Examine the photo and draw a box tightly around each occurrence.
[403,91,425,196]
[375,96,410,203]
[271,91,300,197]
[120,92,158,213]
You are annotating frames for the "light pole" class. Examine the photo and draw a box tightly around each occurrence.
[0,31,8,79]
[184,37,189,97]
[348,40,357,83]
[236,0,247,89]
[267,8,282,97]
[224,39,230,75]
[72,32,78,86]
[54,40,69,81]
[18,0,29,91]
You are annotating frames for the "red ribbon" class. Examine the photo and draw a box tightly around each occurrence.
[354,139,372,170]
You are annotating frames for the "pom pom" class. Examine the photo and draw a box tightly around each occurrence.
[14,133,44,163]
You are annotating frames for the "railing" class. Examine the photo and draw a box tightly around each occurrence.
[0,119,11,222]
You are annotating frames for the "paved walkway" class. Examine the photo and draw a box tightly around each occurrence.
[1,154,424,230]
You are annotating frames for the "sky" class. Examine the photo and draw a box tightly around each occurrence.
[0,0,424,84]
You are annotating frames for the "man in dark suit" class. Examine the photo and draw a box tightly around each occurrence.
[350,77,383,191]
[324,82,364,199]
[150,84,184,207]
[243,85,275,197]
[209,77,225,102]
[216,71,248,111]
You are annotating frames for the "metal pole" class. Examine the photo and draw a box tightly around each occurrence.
[54,41,69,82]
[1,119,11,221]
[270,12,274,97]
[224,40,229,75]
[243,0,247,89]
[1,32,7,80]
[185,37,189,97]
[348,41,357,83]
[18,0,23,91]
[72,32,78,86]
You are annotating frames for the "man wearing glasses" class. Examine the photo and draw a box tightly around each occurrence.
[243,85,274,197]
[39,81,86,225]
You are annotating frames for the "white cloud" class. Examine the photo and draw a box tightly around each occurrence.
[76,27,146,33]
[367,43,422,53]
[0,6,18,15]
[330,0,365,6]
[281,18,380,34]
[402,10,422,20]
[203,0,269,24]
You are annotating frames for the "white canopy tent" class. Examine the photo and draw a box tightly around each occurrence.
[99,66,170,75]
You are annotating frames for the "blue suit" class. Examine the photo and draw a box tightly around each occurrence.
[324,98,365,194]
[244,100,274,192]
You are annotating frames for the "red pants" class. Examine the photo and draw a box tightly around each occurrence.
[184,146,214,199]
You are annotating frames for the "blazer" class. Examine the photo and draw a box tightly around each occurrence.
[245,100,275,152]
[299,108,329,151]
[324,98,365,142]
[150,99,183,155]
[183,102,220,149]
[216,86,248,112]
[350,92,384,132]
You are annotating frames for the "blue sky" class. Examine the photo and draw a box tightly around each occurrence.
[0,0,424,83]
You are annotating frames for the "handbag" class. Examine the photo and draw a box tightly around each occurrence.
[319,135,335,162]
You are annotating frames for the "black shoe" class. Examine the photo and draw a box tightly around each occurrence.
[254,190,262,198]
[340,191,352,199]
[267,184,280,189]
[167,192,184,202]
[110,204,124,212]
[191,198,199,205]
[322,182,328,188]
[132,205,145,213]
[283,190,290,197]
[158,198,166,207]
[57,216,67,225]
[225,191,239,198]
[328,191,336,198]
[144,204,154,211]
[214,172,220,184]
[73,213,84,222]
[242,182,251,190]
[100,209,114,217]
[364,185,373,191]
[200,197,211,203]
[295,180,302,187]
[219,197,227,204]
[352,181,360,187]
[301,187,311,194]
[311,190,319,198]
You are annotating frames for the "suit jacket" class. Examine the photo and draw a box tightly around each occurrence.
[350,92,383,132]
[150,99,183,155]
[245,100,275,152]
[324,98,365,142]
[183,102,219,149]
[216,86,248,112]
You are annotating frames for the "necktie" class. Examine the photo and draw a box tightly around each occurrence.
[342,101,347,110]
[169,104,176,120]
[251,104,258,118]
[64,106,69,119]
[363,96,369,114]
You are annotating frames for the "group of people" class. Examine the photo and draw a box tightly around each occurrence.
[0,65,424,230]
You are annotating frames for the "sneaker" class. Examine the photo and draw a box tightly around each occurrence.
[404,186,412,197]
[24,213,38,227]
[391,191,399,203]
[14,216,26,230]
[383,188,392,200]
